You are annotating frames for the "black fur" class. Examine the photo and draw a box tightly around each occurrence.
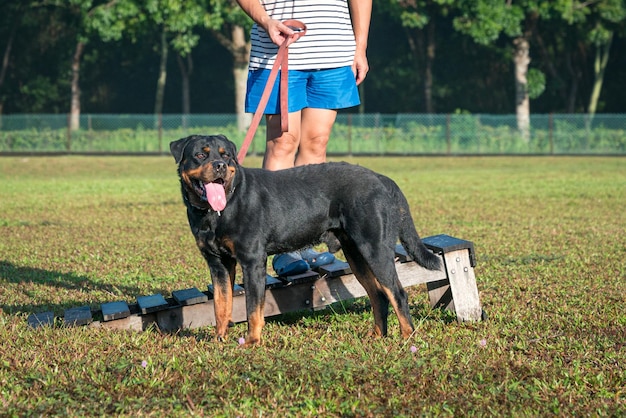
[170,134,441,346]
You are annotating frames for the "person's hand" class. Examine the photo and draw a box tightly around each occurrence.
[263,19,295,46]
[353,50,369,86]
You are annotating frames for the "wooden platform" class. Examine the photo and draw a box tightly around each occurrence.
[27,234,483,332]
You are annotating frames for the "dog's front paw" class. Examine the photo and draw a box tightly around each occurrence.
[239,336,261,348]
[366,327,384,338]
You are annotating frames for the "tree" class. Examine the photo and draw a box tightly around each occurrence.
[585,0,625,115]
[44,0,140,130]
[446,0,531,137]
[142,0,207,117]
[204,0,253,131]
[0,3,23,116]
[382,0,457,113]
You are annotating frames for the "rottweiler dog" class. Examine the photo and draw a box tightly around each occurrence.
[170,134,441,346]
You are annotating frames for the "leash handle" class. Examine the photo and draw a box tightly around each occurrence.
[238,20,306,164]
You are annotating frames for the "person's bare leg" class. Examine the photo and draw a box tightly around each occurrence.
[263,112,302,170]
[295,108,337,166]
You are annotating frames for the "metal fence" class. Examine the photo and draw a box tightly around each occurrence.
[1,113,624,155]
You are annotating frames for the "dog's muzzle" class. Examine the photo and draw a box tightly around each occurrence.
[200,160,229,212]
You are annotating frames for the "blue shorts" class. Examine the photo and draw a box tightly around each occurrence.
[245,66,360,114]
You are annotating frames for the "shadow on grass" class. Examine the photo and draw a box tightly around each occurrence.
[0,260,146,315]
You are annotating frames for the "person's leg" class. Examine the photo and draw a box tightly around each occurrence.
[294,108,337,166]
[264,111,311,275]
[266,108,337,274]
[262,111,302,170]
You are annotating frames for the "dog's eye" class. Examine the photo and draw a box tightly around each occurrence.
[195,152,207,160]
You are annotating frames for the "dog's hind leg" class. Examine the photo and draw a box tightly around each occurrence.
[379,276,415,338]
[341,232,415,338]
[366,254,415,339]
[339,237,390,337]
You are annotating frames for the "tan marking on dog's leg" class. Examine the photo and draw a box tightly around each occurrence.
[213,283,233,341]
[381,286,415,339]
[227,262,237,326]
[366,284,386,338]
[244,306,265,347]
[343,251,387,338]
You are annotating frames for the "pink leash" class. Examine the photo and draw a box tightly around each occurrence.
[237,20,307,164]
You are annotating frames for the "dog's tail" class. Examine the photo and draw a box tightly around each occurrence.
[399,217,442,271]
[381,175,442,271]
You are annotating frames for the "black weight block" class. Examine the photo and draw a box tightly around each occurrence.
[265,275,286,289]
[101,301,131,321]
[283,269,319,285]
[136,294,169,315]
[318,261,351,278]
[207,284,245,297]
[423,234,476,267]
[172,287,208,306]
[28,311,55,328]
[64,306,93,326]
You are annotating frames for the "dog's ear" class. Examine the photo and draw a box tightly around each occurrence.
[170,136,192,164]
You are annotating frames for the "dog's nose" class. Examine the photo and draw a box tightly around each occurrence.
[212,160,227,175]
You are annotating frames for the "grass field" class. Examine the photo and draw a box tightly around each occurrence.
[0,154,624,416]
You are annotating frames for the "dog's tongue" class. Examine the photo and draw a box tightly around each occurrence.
[204,182,227,212]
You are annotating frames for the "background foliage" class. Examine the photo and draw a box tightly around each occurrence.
[0,0,625,115]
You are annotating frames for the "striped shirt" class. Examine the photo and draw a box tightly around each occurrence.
[249,0,356,70]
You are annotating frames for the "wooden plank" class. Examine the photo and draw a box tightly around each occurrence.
[156,302,215,331]
[442,249,482,321]
[101,301,131,321]
[64,306,92,326]
[40,236,481,332]
[394,256,447,288]
[90,314,148,331]
[227,254,452,322]
[426,279,454,311]
[262,283,320,317]
[136,294,169,315]
[301,255,448,310]
[28,311,55,328]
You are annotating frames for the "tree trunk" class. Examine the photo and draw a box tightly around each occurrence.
[0,21,17,120]
[588,31,613,115]
[177,53,193,128]
[0,22,17,115]
[231,25,251,132]
[424,20,436,113]
[513,37,530,142]
[154,28,168,116]
[177,53,193,115]
[70,41,85,131]
[564,52,581,113]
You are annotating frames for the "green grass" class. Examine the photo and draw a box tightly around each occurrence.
[0,155,624,416]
